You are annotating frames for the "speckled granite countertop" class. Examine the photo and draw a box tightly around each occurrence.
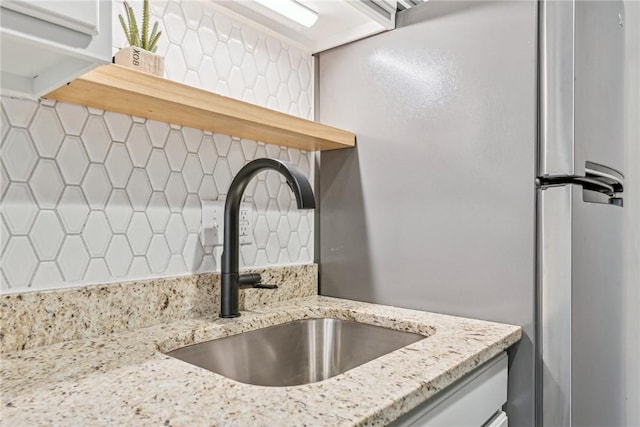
[1,296,521,426]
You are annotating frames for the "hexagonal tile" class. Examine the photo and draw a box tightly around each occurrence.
[2,97,38,127]
[198,136,217,174]
[226,143,245,176]
[265,63,281,97]
[265,199,280,231]
[147,149,171,190]
[82,164,111,209]
[82,211,111,257]
[104,143,133,188]
[145,119,170,148]
[198,175,218,200]
[2,183,37,234]
[213,13,232,42]
[228,28,245,66]
[213,43,232,80]
[182,194,201,233]
[277,50,292,82]
[165,131,187,171]
[213,133,231,157]
[57,186,90,234]
[276,184,294,212]
[181,0,202,29]
[240,139,258,161]
[126,169,153,211]
[166,254,186,275]
[104,111,132,142]
[299,60,312,90]
[30,160,63,209]
[198,16,216,56]
[254,215,269,248]
[277,85,292,112]
[56,136,89,185]
[198,57,216,92]
[128,256,151,277]
[105,235,133,277]
[179,127,201,154]
[81,116,112,162]
[254,38,269,75]
[165,173,187,212]
[265,36,281,61]
[105,189,133,233]
[2,237,38,287]
[84,258,111,284]
[146,192,171,233]
[165,214,187,253]
[213,159,232,195]
[298,214,311,246]
[227,67,244,99]
[241,26,258,52]
[289,48,302,70]
[126,124,152,167]
[2,128,37,181]
[277,216,291,247]
[31,262,64,287]
[29,108,63,157]
[252,180,269,213]
[215,81,230,97]
[240,54,258,88]
[164,2,187,44]
[55,102,88,135]
[57,235,90,281]
[127,212,152,255]
[184,70,200,88]
[287,232,302,260]
[29,211,64,261]
[147,235,171,273]
[165,43,188,82]
[253,75,269,107]
[183,233,204,271]
[265,231,280,263]
[182,30,203,70]
[183,154,204,193]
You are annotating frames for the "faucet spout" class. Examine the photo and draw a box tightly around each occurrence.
[220,158,315,318]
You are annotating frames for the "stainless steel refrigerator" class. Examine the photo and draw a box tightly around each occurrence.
[316,1,626,426]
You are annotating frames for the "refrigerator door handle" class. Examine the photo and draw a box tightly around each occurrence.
[537,175,616,195]
[537,173,624,207]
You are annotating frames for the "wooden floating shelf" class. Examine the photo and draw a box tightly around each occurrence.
[45,65,355,152]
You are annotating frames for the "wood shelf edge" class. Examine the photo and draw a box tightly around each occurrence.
[45,64,355,152]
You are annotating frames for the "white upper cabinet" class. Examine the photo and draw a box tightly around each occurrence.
[0,0,112,99]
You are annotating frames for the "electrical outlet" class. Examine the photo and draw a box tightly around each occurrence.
[201,200,253,247]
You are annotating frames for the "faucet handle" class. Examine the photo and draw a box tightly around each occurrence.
[237,273,278,290]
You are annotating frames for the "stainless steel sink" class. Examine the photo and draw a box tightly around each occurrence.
[165,318,426,386]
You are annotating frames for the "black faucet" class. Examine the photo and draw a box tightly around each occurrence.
[220,158,316,318]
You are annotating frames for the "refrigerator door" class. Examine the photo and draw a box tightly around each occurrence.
[539,184,624,427]
[318,1,538,426]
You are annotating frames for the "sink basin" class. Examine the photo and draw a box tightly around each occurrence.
[165,318,426,386]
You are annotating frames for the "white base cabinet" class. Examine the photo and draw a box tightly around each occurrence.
[0,0,111,99]
[390,352,508,427]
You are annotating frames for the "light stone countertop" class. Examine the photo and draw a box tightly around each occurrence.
[1,296,521,426]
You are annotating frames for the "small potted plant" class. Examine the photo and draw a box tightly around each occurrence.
[114,0,164,77]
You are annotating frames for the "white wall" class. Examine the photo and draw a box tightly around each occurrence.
[0,1,315,292]
[623,1,640,425]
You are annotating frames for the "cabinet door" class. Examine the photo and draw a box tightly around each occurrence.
[2,0,99,35]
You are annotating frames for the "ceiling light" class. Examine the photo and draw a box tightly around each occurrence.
[253,0,318,28]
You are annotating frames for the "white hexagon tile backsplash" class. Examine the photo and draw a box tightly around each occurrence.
[0,0,315,292]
